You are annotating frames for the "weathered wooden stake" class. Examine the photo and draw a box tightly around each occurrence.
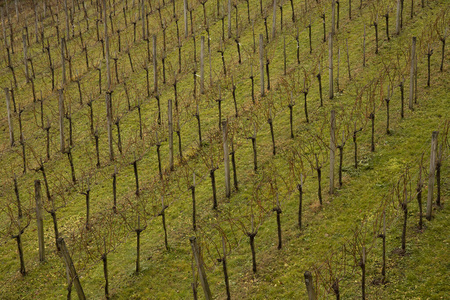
[259,34,265,97]
[426,131,438,220]
[4,88,14,146]
[57,238,86,300]
[35,180,45,262]
[409,37,416,110]
[223,120,231,198]
[58,89,65,153]
[330,110,336,194]
[304,271,316,300]
[190,236,212,300]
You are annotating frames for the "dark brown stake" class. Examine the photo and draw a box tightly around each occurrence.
[268,114,276,155]
[67,147,76,184]
[266,59,271,90]
[297,181,303,229]
[132,157,139,196]
[81,184,90,230]
[190,173,196,231]
[360,247,366,299]
[337,143,345,187]
[135,217,144,273]
[370,112,375,152]
[374,21,379,54]
[247,221,258,273]
[321,14,326,42]
[94,129,100,167]
[315,154,322,205]
[399,79,404,118]
[195,105,202,147]
[112,166,117,213]
[158,197,169,250]
[427,45,433,87]
[317,68,323,107]
[218,236,231,300]
[273,196,282,249]
[156,133,163,179]
[210,164,218,209]
[102,251,109,299]
[288,95,295,138]
[115,118,122,154]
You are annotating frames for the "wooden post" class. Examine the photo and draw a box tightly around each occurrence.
[272,0,277,39]
[35,180,44,262]
[153,34,157,94]
[58,89,65,153]
[273,195,282,249]
[4,88,14,146]
[190,236,212,300]
[223,120,231,198]
[227,0,231,39]
[361,247,366,299]
[329,110,336,194]
[331,0,336,35]
[426,131,438,220]
[259,34,265,97]
[106,91,114,161]
[168,99,174,171]
[363,25,366,67]
[304,271,316,300]
[329,33,333,99]
[60,37,66,86]
[409,37,416,110]
[22,34,29,82]
[221,235,231,299]
[200,36,205,94]
[57,238,86,300]
[297,176,303,229]
[183,0,188,38]
[64,0,70,38]
[191,172,196,230]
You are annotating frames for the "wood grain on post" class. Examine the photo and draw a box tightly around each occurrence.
[22,34,29,82]
[57,238,86,300]
[104,0,111,90]
[426,131,438,220]
[64,0,70,38]
[35,180,45,262]
[259,34,265,97]
[61,37,66,86]
[304,271,316,300]
[272,0,277,39]
[153,34,157,94]
[200,36,205,94]
[106,92,114,161]
[409,37,416,110]
[331,0,336,35]
[329,33,334,99]
[183,0,188,38]
[329,110,336,194]
[58,89,65,153]
[190,236,212,300]
[223,120,231,198]
[168,99,174,171]
[4,88,14,146]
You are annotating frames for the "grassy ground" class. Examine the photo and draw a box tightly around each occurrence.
[0,0,448,299]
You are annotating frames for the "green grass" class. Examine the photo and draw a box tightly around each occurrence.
[0,0,449,299]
